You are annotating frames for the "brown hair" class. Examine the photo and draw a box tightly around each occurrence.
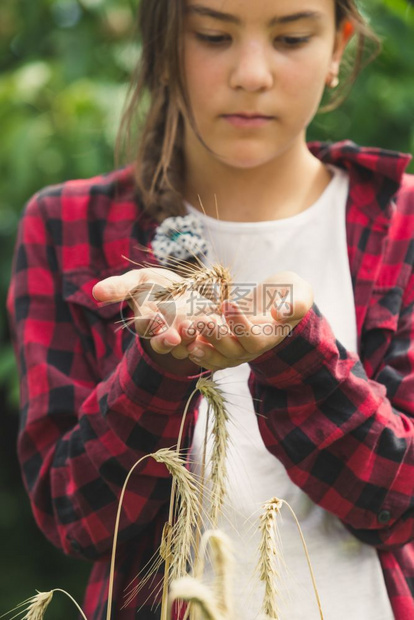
[117,0,380,222]
[325,1,381,111]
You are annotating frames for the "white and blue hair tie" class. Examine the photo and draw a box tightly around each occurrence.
[152,213,210,266]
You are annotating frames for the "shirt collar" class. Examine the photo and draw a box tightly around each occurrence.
[309,140,412,222]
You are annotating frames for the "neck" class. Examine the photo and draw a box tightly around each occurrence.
[183,138,332,222]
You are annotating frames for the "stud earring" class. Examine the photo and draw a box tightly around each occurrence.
[327,74,339,89]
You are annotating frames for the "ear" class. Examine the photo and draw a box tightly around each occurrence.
[327,20,355,85]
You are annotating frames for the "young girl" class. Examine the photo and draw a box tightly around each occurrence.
[7,0,414,618]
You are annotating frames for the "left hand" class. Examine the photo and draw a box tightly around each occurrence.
[184,271,314,372]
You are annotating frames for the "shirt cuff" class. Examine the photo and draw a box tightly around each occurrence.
[249,303,336,388]
[119,334,207,414]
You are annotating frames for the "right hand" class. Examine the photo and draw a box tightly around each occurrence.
[92,266,219,368]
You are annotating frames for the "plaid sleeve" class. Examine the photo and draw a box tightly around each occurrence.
[248,283,414,549]
[7,194,200,561]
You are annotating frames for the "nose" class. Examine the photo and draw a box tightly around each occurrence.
[229,40,274,92]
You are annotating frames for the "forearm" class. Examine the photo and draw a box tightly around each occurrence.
[7,193,207,561]
[17,334,202,560]
[248,302,414,547]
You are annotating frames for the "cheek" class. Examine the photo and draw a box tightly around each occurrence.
[280,53,330,110]
[282,57,326,94]
[184,51,222,109]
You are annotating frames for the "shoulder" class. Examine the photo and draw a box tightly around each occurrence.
[395,173,414,208]
[25,166,140,222]
[390,173,414,265]
[20,167,156,274]
[311,140,411,207]
[389,173,414,238]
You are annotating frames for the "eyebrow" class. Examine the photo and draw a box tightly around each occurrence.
[185,5,323,26]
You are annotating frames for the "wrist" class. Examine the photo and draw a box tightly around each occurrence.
[140,337,201,376]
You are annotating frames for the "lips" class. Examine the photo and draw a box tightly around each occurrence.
[224,112,273,119]
[222,113,274,128]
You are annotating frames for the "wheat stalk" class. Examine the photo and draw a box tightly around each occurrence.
[278,500,324,619]
[3,449,202,620]
[159,386,202,620]
[1,589,88,620]
[196,377,230,528]
[121,448,204,620]
[108,380,201,617]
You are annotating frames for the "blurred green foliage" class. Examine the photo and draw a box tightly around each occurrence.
[0,0,413,614]
[309,1,414,155]
[1,0,136,612]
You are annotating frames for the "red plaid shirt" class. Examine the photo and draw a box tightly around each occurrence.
[7,141,414,619]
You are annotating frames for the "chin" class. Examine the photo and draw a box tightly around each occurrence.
[216,136,289,168]
[219,150,280,170]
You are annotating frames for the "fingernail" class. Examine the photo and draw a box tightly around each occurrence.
[163,337,177,347]
[183,324,197,338]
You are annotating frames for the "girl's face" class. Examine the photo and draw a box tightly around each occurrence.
[182,0,349,170]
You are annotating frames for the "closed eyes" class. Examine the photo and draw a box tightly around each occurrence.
[195,33,312,48]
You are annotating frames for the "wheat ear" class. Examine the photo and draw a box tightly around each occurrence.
[2,589,88,620]
[164,377,229,620]
[196,530,234,618]
[153,263,232,308]
[196,377,230,528]
[168,578,224,620]
[257,498,284,620]
[153,449,202,584]
[112,447,203,616]
[257,498,324,620]
[169,529,234,620]
[159,386,201,620]
[107,380,200,617]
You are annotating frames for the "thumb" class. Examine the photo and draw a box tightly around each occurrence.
[270,297,312,325]
[92,270,145,303]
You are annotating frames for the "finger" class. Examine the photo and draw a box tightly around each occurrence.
[93,270,145,303]
[187,341,224,369]
[128,296,158,318]
[170,344,190,360]
[189,317,246,359]
[187,338,251,371]
[270,297,310,325]
[147,318,200,358]
[149,327,181,355]
[224,300,290,354]
[92,267,183,304]
[134,313,169,339]
[221,301,264,353]
[168,321,198,360]
[179,320,199,345]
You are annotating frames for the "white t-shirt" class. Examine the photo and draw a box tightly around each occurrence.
[186,166,393,619]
